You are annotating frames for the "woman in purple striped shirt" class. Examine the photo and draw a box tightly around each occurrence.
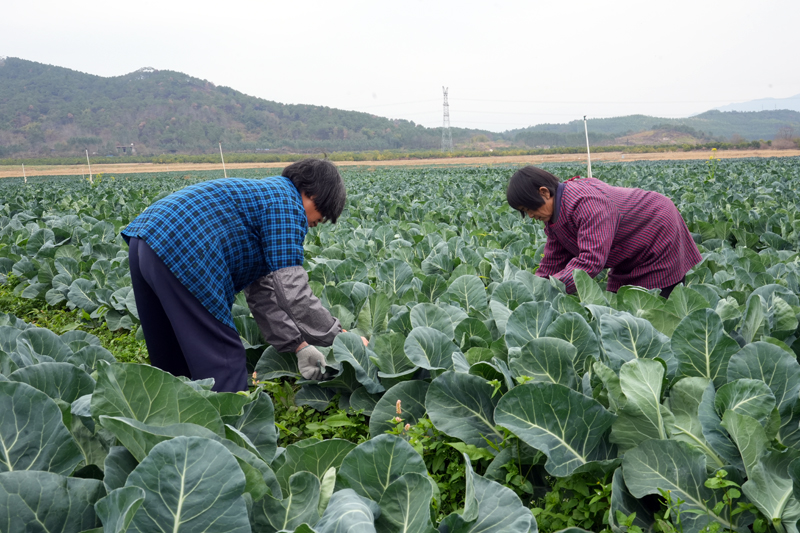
[506,166,702,298]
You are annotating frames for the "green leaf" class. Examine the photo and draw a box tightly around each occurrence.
[671,309,740,387]
[664,377,725,469]
[610,359,674,452]
[9,361,95,403]
[234,390,278,463]
[339,434,428,502]
[313,489,379,533]
[124,436,250,532]
[715,379,776,428]
[349,386,382,416]
[91,362,224,434]
[371,332,417,378]
[369,380,428,437]
[403,327,458,371]
[253,471,321,533]
[255,346,302,380]
[333,332,385,394]
[0,471,105,533]
[609,468,655,533]
[0,381,83,475]
[275,439,357,496]
[378,259,415,296]
[358,293,392,338]
[427,371,504,449]
[442,275,489,314]
[574,269,608,305]
[15,327,73,361]
[495,382,616,476]
[698,382,744,471]
[410,303,460,338]
[103,446,138,492]
[599,312,672,371]
[94,486,145,533]
[727,341,800,442]
[504,301,558,350]
[740,293,765,344]
[622,440,734,533]
[375,472,437,533]
[508,337,578,389]
[545,312,600,374]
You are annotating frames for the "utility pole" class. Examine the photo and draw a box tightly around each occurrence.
[441,87,453,153]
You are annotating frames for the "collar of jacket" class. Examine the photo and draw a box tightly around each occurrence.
[549,182,566,225]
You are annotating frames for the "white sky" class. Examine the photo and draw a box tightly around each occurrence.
[2,0,798,132]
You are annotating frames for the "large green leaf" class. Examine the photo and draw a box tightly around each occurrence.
[698,381,744,471]
[573,269,608,305]
[254,346,302,380]
[338,434,428,502]
[8,361,95,403]
[125,436,250,533]
[103,446,138,492]
[234,390,278,463]
[15,327,73,361]
[369,380,429,437]
[725,410,800,533]
[609,468,655,533]
[442,275,489,314]
[313,489,379,533]
[599,312,672,371]
[622,440,734,533]
[253,471,321,533]
[495,382,616,476]
[91,362,224,434]
[370,332,417,378]
[504,301,558,350]
[375,472,437,533]
[410,303,463,338]
[333,332,385,394]
[727,341,800,442]
[275,439,357,495]
[664,377,725,469]
[0,471,105,533]
[610,359,674,452]
[508,337,578,389]
[94,486,146,533]
[545,312,600,374]
[357,293,392,338]
[404,327,458,371]
[378,258,415,296]
[427,371,504,449]
[0,381,83,475]
[715,379,776,428]
[671,309,740,387]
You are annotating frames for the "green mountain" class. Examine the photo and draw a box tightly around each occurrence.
[0,57,492,157]
[509,110,800,143]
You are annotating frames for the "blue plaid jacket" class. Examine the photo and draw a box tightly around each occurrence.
[122,177,308,329]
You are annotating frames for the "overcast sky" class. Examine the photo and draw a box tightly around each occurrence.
[2,0,798,132]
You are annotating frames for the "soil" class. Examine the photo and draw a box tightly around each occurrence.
[1,149,799,179]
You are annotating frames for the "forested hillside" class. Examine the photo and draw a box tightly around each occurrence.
[0,58,491,157]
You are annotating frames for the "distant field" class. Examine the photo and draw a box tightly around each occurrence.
[1,149,799,179]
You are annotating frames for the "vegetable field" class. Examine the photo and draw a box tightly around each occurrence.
[2,158,800,533]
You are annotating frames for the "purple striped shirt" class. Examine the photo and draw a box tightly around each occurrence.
[536,177,702,293]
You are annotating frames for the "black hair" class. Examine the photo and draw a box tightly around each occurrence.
[506,166,560,216]
[282,158,347,223]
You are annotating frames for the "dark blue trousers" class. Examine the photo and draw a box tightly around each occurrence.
[128,237,248,392]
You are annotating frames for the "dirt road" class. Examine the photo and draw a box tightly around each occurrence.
[1,149,798,179]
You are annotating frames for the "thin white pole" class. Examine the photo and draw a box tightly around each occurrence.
[85,150,93,184]
[219,142,228,179]
[583,116,593,179]
[22,164,27,184]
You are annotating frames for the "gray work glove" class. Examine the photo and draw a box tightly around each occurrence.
[297,345,328,381]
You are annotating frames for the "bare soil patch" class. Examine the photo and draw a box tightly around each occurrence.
[1,149,798,179]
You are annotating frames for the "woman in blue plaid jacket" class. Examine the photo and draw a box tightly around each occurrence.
[122,159,359,391]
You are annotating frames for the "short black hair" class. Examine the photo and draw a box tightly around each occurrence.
[282,159,347,224]
[506,166,560,216]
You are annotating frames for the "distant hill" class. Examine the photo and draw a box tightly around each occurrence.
[509,110,800,144]
[0,57,493,157]
[715,93,800,113]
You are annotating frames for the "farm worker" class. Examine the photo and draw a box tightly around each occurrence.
[122,159,363,392]
[506,166,702,298]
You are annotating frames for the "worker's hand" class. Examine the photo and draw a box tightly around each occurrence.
[296,345,327,381]
[361,336,369,346]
